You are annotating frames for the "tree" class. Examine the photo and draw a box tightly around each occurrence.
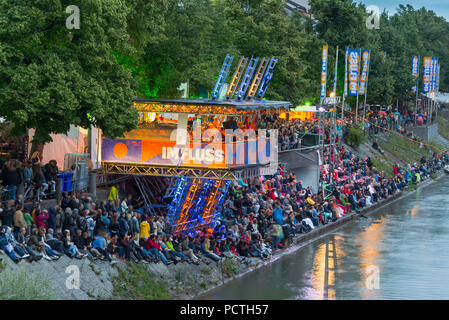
[309,0,370,48]
[0,0,141,154]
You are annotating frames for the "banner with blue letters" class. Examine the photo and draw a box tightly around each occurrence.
[348,49,360,96]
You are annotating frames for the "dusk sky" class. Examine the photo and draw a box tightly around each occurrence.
[358,0,449,20]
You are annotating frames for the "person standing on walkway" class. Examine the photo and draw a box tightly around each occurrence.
[2,161,22,201]
[108,184,119,209]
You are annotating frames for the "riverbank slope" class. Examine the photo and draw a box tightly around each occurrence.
[0,134,447,300]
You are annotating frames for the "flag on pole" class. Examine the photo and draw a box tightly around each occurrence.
[411,56,419,93]
[430,57,435,98]
[343,48,349,98]
[358,50,371,95]
[422,57,432,94]
[348,49,361,96]
[432,57,438,99]
[320,45,328,101]
[437,62,440,97]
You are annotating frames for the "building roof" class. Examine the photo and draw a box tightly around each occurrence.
[284,0,312,18]
[133,98,293,111]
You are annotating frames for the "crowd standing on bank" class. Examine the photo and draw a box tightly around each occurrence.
[0,112,448,266]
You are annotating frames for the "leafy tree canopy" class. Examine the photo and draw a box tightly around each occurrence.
[0,0,150,145]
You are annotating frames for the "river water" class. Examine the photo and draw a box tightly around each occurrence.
[198,177,449,300]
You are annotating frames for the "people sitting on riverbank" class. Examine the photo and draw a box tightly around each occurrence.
[1,114,448,269]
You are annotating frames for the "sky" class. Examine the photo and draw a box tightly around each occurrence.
[358,0,449,20]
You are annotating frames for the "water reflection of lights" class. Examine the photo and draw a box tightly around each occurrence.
[410,205,420,217]
[304,235,344,300]
[358,216,385,299]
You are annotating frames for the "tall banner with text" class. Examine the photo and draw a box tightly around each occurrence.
[343,48,349,98]
[411,56,419,93]
[430,57,435,98]
[432,57,438,98]
[348,49,361,96]
[320,45,328,101]
[437,63,440,97]
[358,50,371,95]
[422,57,431,94]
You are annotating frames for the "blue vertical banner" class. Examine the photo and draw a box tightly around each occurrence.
[348,49,361,96]
[437,62,440,97]
[320,45,328,100]
[422,57,431,94]
[343,48,349,98]
[358,50,371,95]
[430,57,435,97]
[411,56,419,93]
[432,57,438,98]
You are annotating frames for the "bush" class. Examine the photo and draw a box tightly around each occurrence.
[0,267,57,300]
[221,259,240,277]
[347,127,365,149]
[430,173,438,179]
[372,158,393,178]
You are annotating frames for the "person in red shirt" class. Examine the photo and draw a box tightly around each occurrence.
[393,165,399,176]
[146,235,172,265]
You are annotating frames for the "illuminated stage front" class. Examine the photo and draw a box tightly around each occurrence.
[99,54,292,235]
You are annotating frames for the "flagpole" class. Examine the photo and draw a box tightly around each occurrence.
[342,48,348,121]
[415,56,419,125]
[362,51,371,124]
[355,49,361,123]
[363,77,369,123]
[333,46,339,95]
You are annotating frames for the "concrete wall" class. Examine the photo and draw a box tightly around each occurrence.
[290,165,320,194]
[406,123,439,141]
[279,147,320,193]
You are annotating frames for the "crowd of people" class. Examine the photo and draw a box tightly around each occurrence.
[1,153,60,202]
[0,111,448,269]
[258,114,320,151]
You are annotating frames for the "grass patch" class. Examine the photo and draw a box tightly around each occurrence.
[378,133,434,164]
[372,158,394,178]
[176,268,183,282]
[112,263,172,300]
[0,268,57,299]
[427,140,446,152]
[430,173,438,179]
[201,267,212,275]
[438,116,449,141]
[221,259,240,278]
[89,262,101,276]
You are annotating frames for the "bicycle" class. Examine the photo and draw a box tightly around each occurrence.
[23,181,36,203]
